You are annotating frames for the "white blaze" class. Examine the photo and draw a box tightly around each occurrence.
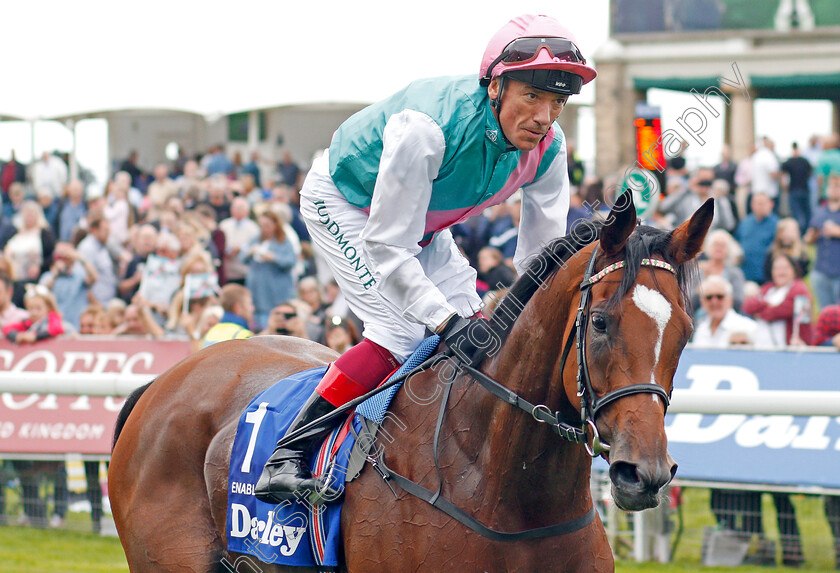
[631,284,672,394]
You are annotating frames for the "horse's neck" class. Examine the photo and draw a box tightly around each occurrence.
[467,260,592,518]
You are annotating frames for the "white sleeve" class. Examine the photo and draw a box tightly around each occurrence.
[513,135,570,275]
[360,109,457,332]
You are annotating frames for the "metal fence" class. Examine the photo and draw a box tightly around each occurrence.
[0,457,109,534]
[592,471,840,569]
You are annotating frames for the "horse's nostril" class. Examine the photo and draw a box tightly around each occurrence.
[609,461,640,487]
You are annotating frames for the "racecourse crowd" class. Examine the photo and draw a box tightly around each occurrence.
[1,134,839,353]
[1,138,840,555]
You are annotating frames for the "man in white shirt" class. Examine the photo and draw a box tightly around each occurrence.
[218,197,259,285]
[692,275,756,348]
[750,137,781,211]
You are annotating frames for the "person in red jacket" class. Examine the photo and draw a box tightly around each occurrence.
[742,253,813,347]
[2,284,67,344]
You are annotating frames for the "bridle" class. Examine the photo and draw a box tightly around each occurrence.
[557,244,675,456]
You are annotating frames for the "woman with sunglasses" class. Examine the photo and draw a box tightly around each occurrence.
[255,14,596,504]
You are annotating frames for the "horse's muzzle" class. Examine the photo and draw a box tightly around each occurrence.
[608,455,677,511]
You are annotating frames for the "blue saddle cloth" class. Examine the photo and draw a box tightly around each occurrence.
[226,336,439,568]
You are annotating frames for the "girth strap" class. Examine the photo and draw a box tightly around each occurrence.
[376,456,597,541]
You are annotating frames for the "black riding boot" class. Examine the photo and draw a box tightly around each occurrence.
[254,391,342,505]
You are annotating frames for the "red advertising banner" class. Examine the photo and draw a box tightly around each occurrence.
[0,338,193,456]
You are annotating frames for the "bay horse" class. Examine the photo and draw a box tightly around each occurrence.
[110,197,713,572]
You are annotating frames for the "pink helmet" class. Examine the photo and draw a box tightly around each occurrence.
[480,14,597,95]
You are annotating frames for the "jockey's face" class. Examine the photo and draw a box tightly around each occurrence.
[488,77,568,152]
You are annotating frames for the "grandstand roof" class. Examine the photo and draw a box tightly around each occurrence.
[0,0,604,121]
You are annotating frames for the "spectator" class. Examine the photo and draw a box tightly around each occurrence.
[295,276,327,342]
[666,139,689,180]
[36,187,60,232]
[735,192,779,284]
[118,224,158,303]
[106,298,127,330]
[488,191,522,266]
[56,180,88,242]
[137,232,183,321]
[113,170,143,212]
[763,218,809,281]
[657,176,696,228]
[743,253,813,348]
[104,179,132,247]
[813,305,840,349]
[277,150,301,189]
[324,315,361,354]
[805,173,840,309]
[0,150,27,195]
[2,182,25,224]
[205,145,233,177]
[816,133,840,202]
[192,204,227,284]
[566,140,584,190]
[30,151,68,200]
[201,175,232,222]
[733,144,755,221]
[2,284,73,344]
[112,295,164,338]
[117,150,144,189]
[200,283,254,347]
[146,163,178,218]
[691,275,756,347]
[0,269,28,328]
[476,246,516,295]
[219,196,260,285]
[242,151,262,188]
[713,144,738,191]
[165,251,218,339]
[242,210,297,330]
[38,242,97,329]
[694,229,746,313]
[751,137,781,211]
[76,213,118,305]
[781,142,814,235]
[195,304,223,345]
[3,200,57,305]
[77,304,104,335]
[259,301,309,339]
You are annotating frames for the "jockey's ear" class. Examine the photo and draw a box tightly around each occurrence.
[668,198,715,265]
[599,191,636,257]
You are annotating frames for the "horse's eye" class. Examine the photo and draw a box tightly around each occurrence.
[591,314,607,332]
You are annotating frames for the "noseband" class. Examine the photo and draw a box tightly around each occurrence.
[558,245,674,456]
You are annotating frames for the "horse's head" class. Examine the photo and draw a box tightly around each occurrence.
[564,196,713,511]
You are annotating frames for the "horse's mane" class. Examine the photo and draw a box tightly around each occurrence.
[480,218,697,359]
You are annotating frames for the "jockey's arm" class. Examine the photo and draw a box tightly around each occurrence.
[513,135,570,275]
[360,109,458,333]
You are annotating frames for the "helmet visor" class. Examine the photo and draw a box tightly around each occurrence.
[504,69,584,95]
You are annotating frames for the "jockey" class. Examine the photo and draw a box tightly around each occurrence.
[255,14,597,504]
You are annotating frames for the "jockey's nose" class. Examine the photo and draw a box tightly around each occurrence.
[534,101,552,127]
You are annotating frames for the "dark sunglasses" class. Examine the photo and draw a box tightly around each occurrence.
[481,37,585,85]
[704,294,726,301]
[275,311,297,319]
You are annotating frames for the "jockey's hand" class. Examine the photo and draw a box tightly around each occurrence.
[437,314,495,367]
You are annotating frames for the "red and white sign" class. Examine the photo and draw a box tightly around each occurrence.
[0,338,192,455]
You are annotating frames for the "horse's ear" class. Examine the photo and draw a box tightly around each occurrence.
[599,191,637,257]
[668,198,715,264]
